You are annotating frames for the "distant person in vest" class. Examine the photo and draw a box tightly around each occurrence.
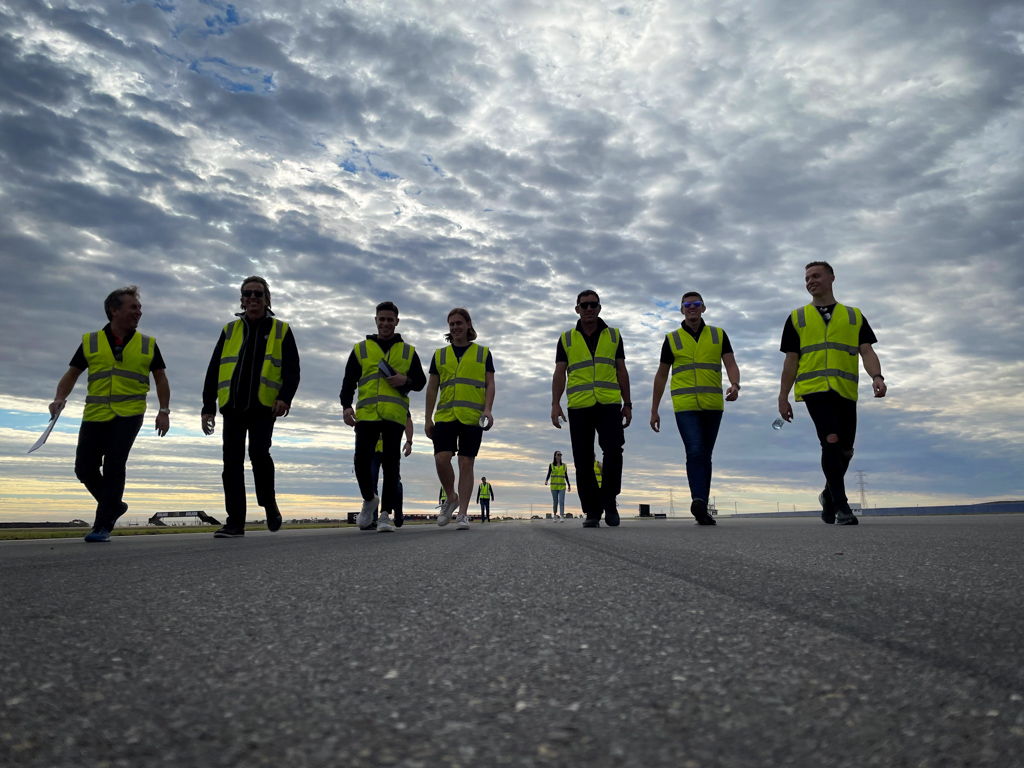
[202,276,300,538]
[594,459,603,488]
[545,451,571,521]
[363,416,414,531]
[551,290,632,527]
[425,307,496,531]
[50,285,171,542]
[476,477,494,522]
[650,291,741,526]
[778,262,886,526]
[341,301,426,533]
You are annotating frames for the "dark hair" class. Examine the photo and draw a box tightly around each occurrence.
[104,285,140,320]
[681,291,703,302]
[804,261,834,276]
[444,307,478,342]
[552,450,563,465]
[376,301,399,316]
[576,289,599,305]
[240,275,272,309]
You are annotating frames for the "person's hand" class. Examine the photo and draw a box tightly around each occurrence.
[873,377,887,398]
[403,439,413,457]
[343,407,356,427]
[725,383,740,402]
[48,399,66,420]
[272,400,290,418]
[551,404,566,428]
[385,372,407,388]
[480,411,494,430]
[621,405,632,428]
[201,413,216,435]
[155,411,170,437]
[650,410,660,432]
[424,418,434,439]
[778,397,793,422]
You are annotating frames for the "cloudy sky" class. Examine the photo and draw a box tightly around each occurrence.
[2,0,1022,523]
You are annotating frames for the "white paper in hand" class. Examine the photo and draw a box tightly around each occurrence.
[28,412,61,454]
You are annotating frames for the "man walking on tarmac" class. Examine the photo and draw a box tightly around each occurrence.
[778,262,887,526]
[551,290,632,527]
[49,286,171,542]
[425,307,496,531]
[650,291,741,526]
[476,476,494,522]
[341,301,426,533]
[202,276,300,538]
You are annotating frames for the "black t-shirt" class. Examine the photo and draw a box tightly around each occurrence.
[428,344,496,375]
[780,304,877,353]
[554,319,626,363]
[659,321,733,365]
[69,325,166,371]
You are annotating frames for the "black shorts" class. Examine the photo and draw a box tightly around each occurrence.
[431,420,483,458]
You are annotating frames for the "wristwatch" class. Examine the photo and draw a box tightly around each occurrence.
[159,408,171,414]
[872,374,885,381]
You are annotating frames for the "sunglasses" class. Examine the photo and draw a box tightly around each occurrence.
[242,290,265,298]
[578,301,600,310]
[682,301,704,309]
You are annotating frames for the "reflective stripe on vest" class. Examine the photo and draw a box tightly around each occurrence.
[549,464,567,490]
[82,331,154,422]
[792,303,861,402]
[355,339,413,424]
[434,343,488,425]
[217,318,288,409]
[562,327,621,408]
[668,326,724,412]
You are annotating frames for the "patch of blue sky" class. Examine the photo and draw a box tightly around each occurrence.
[653,299,675,310]
[152,45,187,64]
[189,57,273,94]
[339,159,359,173]
[423,154,443,175]
[372,168,399,181]
[152,1,177,13]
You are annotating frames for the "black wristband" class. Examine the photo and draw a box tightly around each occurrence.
[623,402,633,408]
[872,374,885,381]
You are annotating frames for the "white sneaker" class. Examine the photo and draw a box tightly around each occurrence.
[437,494,459,526]
[357,496,378,529]
[377,512,395,533]
[455,515,470,530]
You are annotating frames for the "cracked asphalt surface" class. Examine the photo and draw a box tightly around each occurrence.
[2,515,1022,767]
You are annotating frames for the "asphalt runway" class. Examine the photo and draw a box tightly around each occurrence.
[2,515,1022,767]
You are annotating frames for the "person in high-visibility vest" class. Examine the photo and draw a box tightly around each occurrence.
[49,286,171,542]
[202,275,301,538]
[594,459,603,488]
[551,290,632,527]
[341,301,426,533]
[364,416,414,530]
[778,261,887,526]
[544,451,571,520]
[425,307,496,531]
[475,476,494,522]
[650,290,741,526]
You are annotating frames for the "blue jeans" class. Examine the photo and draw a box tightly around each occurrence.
[674,410,723,502]
[551,488,566,516]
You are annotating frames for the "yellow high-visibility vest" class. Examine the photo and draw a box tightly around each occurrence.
[594,460,603,488]
[792,303,862,402]
[355,339,414,424]
[83,331,154,422]
[549,463,568,490]
[217,318,288,409]
[433,343,488,425]
[668,325,724,412]
[561,327,621,409]
[478,482,492,499]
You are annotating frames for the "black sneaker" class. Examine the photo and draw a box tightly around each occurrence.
[213,527,245,538]
[835,505,859,526]
[604,506,620,526]
[582,518,600,528]
[818,490,836,524]
[265,504,282,532]
[394,507,404,528]
[691,499,716,525]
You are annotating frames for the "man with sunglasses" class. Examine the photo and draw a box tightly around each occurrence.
[778,261,886,526]
[650,292,741,525]
[551,290,632,527]
[202,276,301,538]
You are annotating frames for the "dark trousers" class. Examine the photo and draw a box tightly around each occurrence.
[75,415,144,531]
[568,403,624,520]
[355,420,404,512]
[803,391,858,507]
[479,498,490,520]
[222,409,277,529]
[369,451,404,518]
[674,409,724,502]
